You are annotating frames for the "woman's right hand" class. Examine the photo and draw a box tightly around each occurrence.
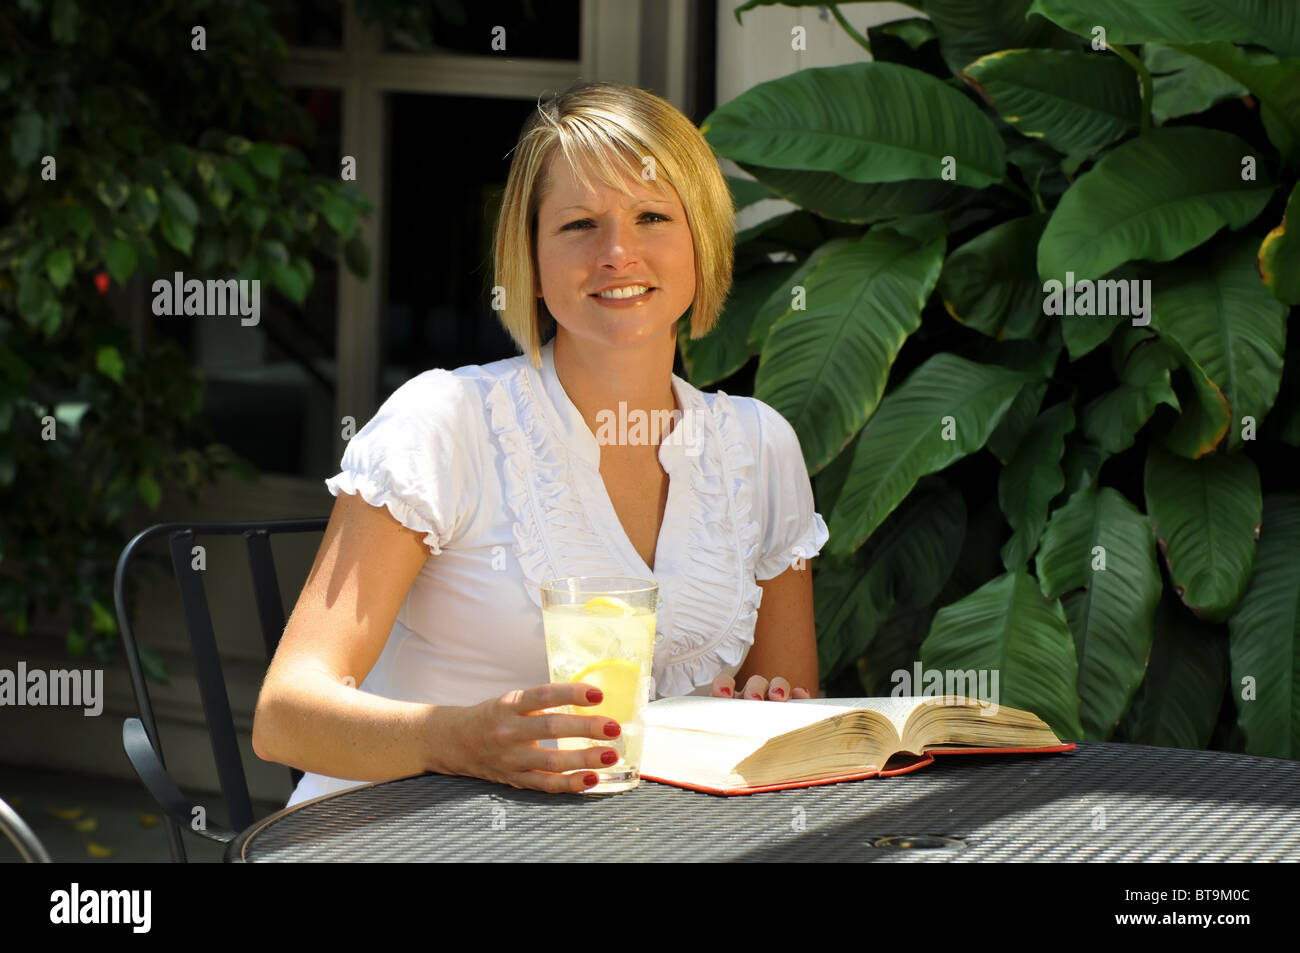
[450,683,622,792]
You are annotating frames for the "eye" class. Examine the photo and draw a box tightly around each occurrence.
[562,212,671,231]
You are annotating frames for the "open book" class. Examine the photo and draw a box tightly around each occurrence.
[639,695,1075,795]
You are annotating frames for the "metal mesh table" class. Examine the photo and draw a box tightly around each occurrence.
[227,742,1300,862]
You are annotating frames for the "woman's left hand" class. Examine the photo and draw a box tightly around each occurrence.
[710,673,811,701]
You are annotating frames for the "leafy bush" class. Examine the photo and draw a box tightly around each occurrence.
[0,0,370,676]
[682,0,1299,757]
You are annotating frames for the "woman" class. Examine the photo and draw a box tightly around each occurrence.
[252,81,829,804]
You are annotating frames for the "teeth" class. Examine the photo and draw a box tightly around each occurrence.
[597,285,650,299]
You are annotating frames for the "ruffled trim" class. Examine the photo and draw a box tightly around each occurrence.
[653,389,765,697]
[326,469,446,556]
[757,510,830,580]
[484,370,613,608]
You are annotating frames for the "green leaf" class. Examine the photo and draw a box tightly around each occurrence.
[245,143,283,180]
[921,570,1084,741]
[679,262,794,387]
[162,185,199,226]
[1029,0,1300,58]
[1172,43,1300,165]
[221,160,258,198]
[1036,486,1163,740]
[1038,128,1274,284]
[16,274,54,327]
[1258,180,1300,305]
[1145,446,1261,622]
[95,345,125,384]
[66,628,88,657]
[754,230,946,475]
[702,61,1006,188]
[45,248,73,291]
[94,171,131,210]
[318,192,357,237]
[1144,42,1249,123]
[159,207,194,256]
[126,185,159,229]
[962,49,1140,157]
[90,599,116,635]
[1149,236,1289,454]
[827,354,1033,555]
[11,110,44,167]
[818,477,965,679]
[1227,493,1300,758]
[64,204,93,240]
[924,0,1082,73]
[727,175,779,213]
[1117,587,1227,748]
[938,212,1049,340]
[136,473,162,510]
[1078,326,1181,454]
[739,165,965,226]
[104,239,138,286]
[999,401,1075,571]
[747,240,848,352]
[268,261,307,305]
[1267,349,1300,446]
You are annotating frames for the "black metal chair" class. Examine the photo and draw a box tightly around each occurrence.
[0,797,52,862]
[113,518,327,862]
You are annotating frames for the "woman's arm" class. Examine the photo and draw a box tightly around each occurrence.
[732,560,819,697]
[251,491,465,781]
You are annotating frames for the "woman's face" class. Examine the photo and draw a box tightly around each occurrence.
[533,152,696,351]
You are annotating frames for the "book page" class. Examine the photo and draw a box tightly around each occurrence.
[642,695,858,741]
[791,696,928,739]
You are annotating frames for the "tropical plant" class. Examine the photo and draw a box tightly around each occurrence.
[680,0,1300,758]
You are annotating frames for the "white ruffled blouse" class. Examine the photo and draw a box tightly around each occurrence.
[284,338,829,807]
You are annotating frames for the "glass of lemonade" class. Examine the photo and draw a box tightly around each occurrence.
[540,576,658,794]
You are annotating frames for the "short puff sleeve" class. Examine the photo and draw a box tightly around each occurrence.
[751,398,830,581]
[325,369,478,556]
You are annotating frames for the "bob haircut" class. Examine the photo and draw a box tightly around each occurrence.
[493,80,735,368]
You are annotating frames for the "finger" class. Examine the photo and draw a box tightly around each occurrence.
[503,682,604,714]
[711,673,736,698]
[524,741,622,776]
[520,768,603,794]
[518,710,622,744]
[741,674,769,701]
[768,676,791,701]
[791,686,811,699]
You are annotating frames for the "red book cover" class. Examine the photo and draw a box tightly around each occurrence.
[641,742,1077,796]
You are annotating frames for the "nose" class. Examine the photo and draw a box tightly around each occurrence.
[594,217,642,270]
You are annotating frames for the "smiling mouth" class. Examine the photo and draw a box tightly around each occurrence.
[590,286,657,299]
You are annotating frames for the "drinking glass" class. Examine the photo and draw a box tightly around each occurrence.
[540,576,657,793]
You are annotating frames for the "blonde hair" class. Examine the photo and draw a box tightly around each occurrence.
[493,81,735,368]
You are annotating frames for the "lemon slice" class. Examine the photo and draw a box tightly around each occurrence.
[582,595,634,617]
[573,659,642,723]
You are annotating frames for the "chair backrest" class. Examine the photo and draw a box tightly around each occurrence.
[113,518,327,861]
[0,797,51,862]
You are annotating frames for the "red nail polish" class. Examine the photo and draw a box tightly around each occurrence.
[583,773,599,786]
[720,687,732,697]
[601,750,618,765]
[587,689,603,703]
[773,688,785,698]
[604,722,621,737]
[749,692,763,700]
